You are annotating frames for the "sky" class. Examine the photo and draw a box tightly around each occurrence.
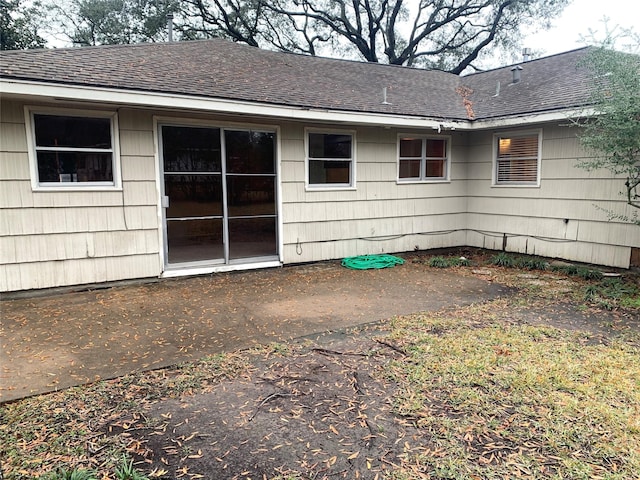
[520,0,639,58]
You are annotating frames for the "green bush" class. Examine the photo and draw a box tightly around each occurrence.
[428,256,450,268]
[575,267,603,280]
[427,256,472,268]
[584,278,639,310]
[41,457,149,480]
[552,264,579,275]
[115,455,149,480]
[43,468,97,480]
[490,252,516,267]
[451,257,472,267]
[517,257,549,271]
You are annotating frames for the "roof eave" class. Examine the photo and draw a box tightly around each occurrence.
[0,78,595,131]
[0,78,468,130]
[467,107,596,130]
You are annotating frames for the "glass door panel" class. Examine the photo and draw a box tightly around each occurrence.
[162,126,222,172]
[162,125,278,267]
[228,217,277,260]
[164,174,223,219]
[226,176,276,217]
[225,129,277,262]
[167,219,224,264]
[162,126,224,266]
[225,131,275,174]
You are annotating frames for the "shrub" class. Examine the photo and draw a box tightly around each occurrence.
[551,264,578,275]
[517,257,549,271]
[452,257,472,267]
[490,252,516,267]
[575,267,603,280]
[115,455,149,480]
[43,468,97,480]
[584,278,639,310]
[428,256,450,268]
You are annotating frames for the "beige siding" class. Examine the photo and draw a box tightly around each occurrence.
[465,124,637,268]
[0,101,161,291]
[1,97,636,291]
[280,125,469,264]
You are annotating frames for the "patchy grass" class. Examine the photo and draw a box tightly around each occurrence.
[490,252,550,271]
[1,261,638,480]
[584,277,640,310]
[427,256,472,268]
[386,313,640,479]
[0,353,250,479]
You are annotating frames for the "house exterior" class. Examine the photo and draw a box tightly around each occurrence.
[0,39,637,292]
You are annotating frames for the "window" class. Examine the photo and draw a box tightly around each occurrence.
[307,131,354,187]
[29,110,118,187]
[494,132,540,185]
[398,136,449,181]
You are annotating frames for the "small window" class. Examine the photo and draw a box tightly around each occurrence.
[307,131,354,187]
[30,112,117,186]
[398,136,449,181]
[495,132,540,185]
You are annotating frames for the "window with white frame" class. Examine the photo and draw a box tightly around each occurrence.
[494,132,540,185]
[307,131,354,187]
[30,111,117,186]
[398,136,449,181]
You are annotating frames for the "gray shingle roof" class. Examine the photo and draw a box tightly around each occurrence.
[464,48,591,120]
[0,38,591,122]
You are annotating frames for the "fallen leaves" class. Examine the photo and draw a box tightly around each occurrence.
[2,258,639,479]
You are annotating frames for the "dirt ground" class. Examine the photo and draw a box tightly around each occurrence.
[1,252,639,479]
[110,297,638,480]
[116,333,416,479]
[106,261,638,480]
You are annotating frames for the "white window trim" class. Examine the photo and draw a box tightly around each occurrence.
[492,128,542,188]
[396,134,451,184]
[305,127,357,191]
[25,106,122,191]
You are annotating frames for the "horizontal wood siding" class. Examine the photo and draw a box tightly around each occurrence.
[0,102,161,291]
[280,124,469,263]
[465,125,637,268]
[2,99,636,292]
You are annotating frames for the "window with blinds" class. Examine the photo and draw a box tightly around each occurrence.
[495,133,540,185]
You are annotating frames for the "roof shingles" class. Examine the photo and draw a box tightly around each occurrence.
[0,39,591,121]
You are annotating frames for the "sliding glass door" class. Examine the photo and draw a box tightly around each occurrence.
[161,125,277,267]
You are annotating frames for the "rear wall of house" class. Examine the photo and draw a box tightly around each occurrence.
[0,101,469,292]
[279,123,469,263]
[2,100,635,293]
[465,124,638,268]
[0,100,161,291]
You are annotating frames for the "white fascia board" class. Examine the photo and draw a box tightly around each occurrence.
[466,108,596,130]
[0,78,595,131]
[0,79,464,130]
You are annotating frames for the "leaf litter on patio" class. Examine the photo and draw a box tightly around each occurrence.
[1,259,639,479]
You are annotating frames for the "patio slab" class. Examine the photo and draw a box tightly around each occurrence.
[0,259,510,402]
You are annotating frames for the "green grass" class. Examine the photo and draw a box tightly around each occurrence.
[551,263,604,280]
[584,277,640,310]
[490,252,517,268]
[38,456,149,480]
[386,313,640,479]
[428,256,472,268]
[490,252,550,271]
